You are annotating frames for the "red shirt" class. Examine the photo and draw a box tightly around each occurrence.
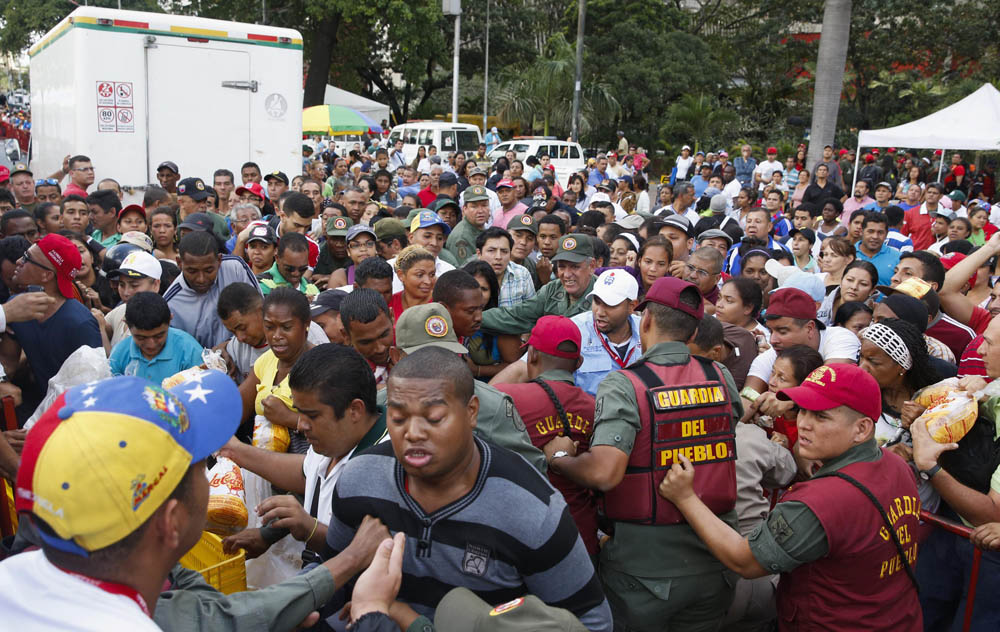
[417,187,437,208]
[901,205,934,250]
[926,314,976,360]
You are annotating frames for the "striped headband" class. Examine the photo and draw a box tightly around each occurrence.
[861,323,912,371]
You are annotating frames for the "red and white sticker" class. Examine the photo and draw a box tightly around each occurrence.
[96,81,136,133]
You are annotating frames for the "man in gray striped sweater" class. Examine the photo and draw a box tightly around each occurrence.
[322,347,612,631]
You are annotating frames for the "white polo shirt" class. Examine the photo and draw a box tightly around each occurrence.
[747,326,860,384]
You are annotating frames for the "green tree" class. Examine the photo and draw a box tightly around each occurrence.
[659,93,738,153]
[493,33,619,137]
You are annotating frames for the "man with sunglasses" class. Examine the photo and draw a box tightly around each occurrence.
[34,179,62,205]
[0,234,102,417]
[257,232,319,298]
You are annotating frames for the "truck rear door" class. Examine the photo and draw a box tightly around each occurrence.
[145,41,250,181]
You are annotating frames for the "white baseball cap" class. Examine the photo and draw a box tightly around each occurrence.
[587,269,639,306]
[118,250,162,280]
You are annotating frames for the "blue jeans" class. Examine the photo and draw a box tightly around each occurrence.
[917,507,1000,631]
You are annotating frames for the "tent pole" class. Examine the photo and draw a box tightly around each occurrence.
[852,133,861,191]
[937,150,946,183]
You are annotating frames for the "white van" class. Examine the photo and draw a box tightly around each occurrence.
[387,121,482,165]
[488,137,585,187]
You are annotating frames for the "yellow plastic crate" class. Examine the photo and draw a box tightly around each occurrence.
[179,531,247,594]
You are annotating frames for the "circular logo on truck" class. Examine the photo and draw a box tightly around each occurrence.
[265,93,287,120]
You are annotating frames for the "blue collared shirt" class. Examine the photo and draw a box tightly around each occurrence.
[854,241,901,287]
[109,326,205,384]
[571,310,642,397]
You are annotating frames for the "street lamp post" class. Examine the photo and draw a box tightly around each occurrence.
[443,0,462,124]
[570,0,586,143]
[482,0,490,133]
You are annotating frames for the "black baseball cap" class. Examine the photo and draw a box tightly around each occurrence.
[310,289,348,317]
[178,212,214,232]
[246,223,277,245]
[157,161,179,174]
[439,172,459,187]
[264,170,289,185]
[176,177,209,201]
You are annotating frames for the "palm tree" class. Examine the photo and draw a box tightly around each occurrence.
[659,94,738,154]
[806,0,852,170]
[493,33,619,136]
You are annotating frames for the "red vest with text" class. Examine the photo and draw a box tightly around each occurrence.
[601,355,737,525]
[776,450,923,631]
[494,379,599,555]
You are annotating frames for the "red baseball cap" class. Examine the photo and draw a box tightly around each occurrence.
[864,154,875,163]
[523,315,582,359]
[636,276,704,319]
[765,287,823,329]
[934,149,943,156]
[766,146,777,154]
[496,179,515,189]
[872,148,880,155]
[838,148,848,156]
[0,165,8,184]
[117,204,146,220]
[37,234,83,299]
[953,165,966,176]
[235,182,266,199]
[939,252,977,287]
[778,363,881,421]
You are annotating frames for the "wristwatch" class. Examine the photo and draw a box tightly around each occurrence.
[919,464,942,481]
[551,450,569,460]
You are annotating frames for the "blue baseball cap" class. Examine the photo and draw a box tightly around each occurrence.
[409,210,451,235]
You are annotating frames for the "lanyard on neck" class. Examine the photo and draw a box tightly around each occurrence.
[55,567,151,617]
[594,320,634,369]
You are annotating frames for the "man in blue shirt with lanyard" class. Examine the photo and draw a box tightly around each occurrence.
[571,269,642,396]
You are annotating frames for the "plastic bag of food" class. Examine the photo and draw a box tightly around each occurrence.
[202,348,227,373]
[252,414,290,452]
[205,457,249,536]
[161,366,205,390]
[913,378,960,410]
[915,390,978,444]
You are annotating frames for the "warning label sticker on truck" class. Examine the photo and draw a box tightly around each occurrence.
[96,81,134,133]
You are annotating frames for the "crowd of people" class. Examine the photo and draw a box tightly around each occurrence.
[0,131,998,632]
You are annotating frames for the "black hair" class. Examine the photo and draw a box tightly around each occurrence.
[861,210,888,231]
[68,155,91,170]
[62,193,87,207]
[538,214,566,235]
[355,256,393,285]
[692,315,724,352]
[178,230,219,257]
[149,206,177,226]
[602,224,626,245]
[578,210,606,230]
[241,162,261,174]
[33,202,60,223]
[339,287,390,332]
[1,209,32,234]
[159,261,180,292]
[85,189,122,213]
[390,347,474,403]
[948,216,973,235]
[289,344,377,416]
[216,282,262,320]
[833,300,873,328]
[899,251,945,288]
[143,185,170,208]
[771,249,794,266]
[0,189,15,206]
[775,344,824,383]
[941,239,974,255]
[723,276,763,319]
[125,291,171,330]
[276,231,309,256]
[884,205,904,227]
[849,209,867,224]
[0,235,30,264]
[282,192,316,219]
[843,260,878,287]
[433,269,482,306]
[263,286,310,324]
[592,237,610,267]
[644,286,701,341]
[475,226,513,251]
[463,260,500,309]
[213,168,235,183]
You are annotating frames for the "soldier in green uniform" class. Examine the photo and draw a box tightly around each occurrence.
[480,234,597,335]
[506,213,538,284]
[543,276,742,632]
[377,301,547,473]
[444,185,491,265]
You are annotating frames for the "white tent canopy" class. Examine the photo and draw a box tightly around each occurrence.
[857,83,1000,151]
[323,85,390,128]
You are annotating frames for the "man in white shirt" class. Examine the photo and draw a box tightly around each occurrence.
[743,288,860,400]
[105,250,162,347]
[607,153,627,179]
[218,344,388,559]
[656,181,699,225]
[753,147,783,191]
[0,370,241,631]
[675,145,695,181]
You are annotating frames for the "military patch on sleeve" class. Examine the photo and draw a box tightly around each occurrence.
[505,398,525,431]
[769,511,795,545]
[457,243,469,260]
[595,396,604,421]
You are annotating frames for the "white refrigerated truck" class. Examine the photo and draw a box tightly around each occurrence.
[28,8,303,201]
